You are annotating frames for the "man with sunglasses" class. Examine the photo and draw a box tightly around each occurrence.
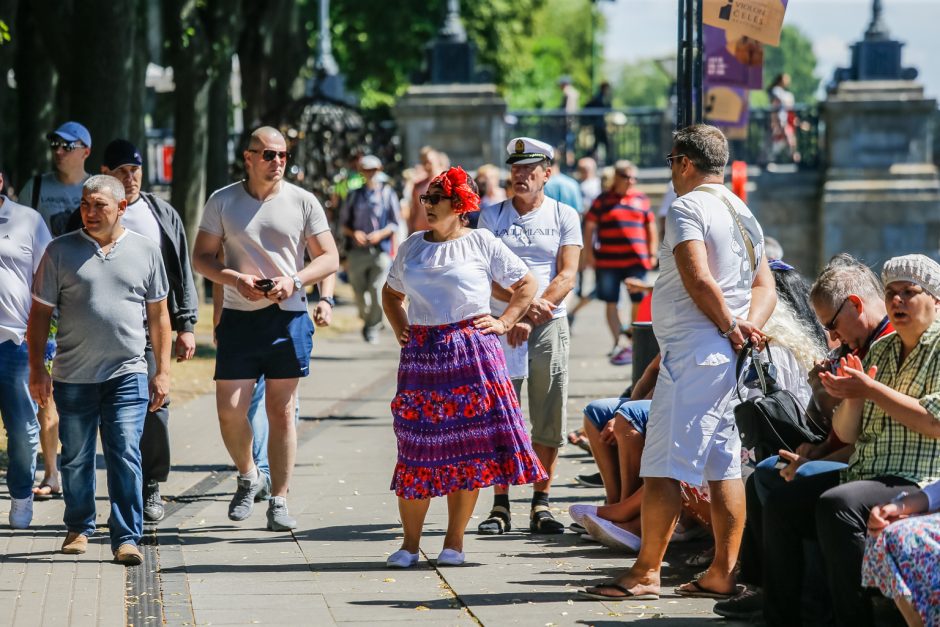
[20,122,92,238]
[583,160,657,365]
[193,126,339,532]
[477,136,582,536]
[18,121,92,505]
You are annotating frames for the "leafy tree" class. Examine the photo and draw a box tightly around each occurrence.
[611,59,673,108]
[753,24,819,105]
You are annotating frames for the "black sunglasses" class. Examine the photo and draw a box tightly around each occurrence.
[419,193,451,205]
[248,149,290,162]
[665,153,686,167]
[50,140,85,152]
[824,297,849,332]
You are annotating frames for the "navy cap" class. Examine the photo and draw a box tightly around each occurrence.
[103,139,143,170]
[47,121,92,147]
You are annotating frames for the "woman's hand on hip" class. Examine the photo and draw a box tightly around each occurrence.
[473,314,509,336]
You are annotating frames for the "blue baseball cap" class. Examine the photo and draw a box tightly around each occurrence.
[47,121,92,147]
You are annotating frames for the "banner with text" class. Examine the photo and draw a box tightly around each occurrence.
[703,0,788,46]
[705,24,763,89]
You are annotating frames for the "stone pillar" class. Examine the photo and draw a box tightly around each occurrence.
[820,80,940,267]
[393,84,507,169]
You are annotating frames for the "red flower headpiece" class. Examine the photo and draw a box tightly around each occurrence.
[430,166,480,215]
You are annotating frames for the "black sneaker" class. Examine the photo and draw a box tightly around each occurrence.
[713,586,763,620]
[143,479,165,522]
[575,472,604,488]
[228,474,266,521]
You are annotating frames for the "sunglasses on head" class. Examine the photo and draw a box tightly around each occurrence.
[50,140,85,152]
[419,193,451,205]
[248,149,290,162]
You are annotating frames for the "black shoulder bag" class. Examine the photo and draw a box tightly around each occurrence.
[733,340,825,461]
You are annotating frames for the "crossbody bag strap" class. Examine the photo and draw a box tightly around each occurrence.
[695,185,756,272]
[31,174,42,211]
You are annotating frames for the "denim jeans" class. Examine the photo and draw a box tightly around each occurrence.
[247,376,300,480]
[54,373,147,551]
[0,340,40,499]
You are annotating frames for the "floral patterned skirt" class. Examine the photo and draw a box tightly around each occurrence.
[390,319,547,500]
[861,513,940,626]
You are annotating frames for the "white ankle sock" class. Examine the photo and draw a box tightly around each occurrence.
[240,466,259,482]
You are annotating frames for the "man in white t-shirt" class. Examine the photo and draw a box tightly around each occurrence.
[583,125,776,601]
[0,171,53,529]
[193,126,339,532]
[477,137,582,536]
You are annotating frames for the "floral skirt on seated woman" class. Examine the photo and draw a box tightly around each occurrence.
[861,512,940,626]
[390,319,547,500]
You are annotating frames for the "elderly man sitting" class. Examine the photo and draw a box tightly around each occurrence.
[762,254,940,627]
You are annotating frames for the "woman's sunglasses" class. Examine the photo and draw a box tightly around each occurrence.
[419,193,451,205]
[247,149,290,162]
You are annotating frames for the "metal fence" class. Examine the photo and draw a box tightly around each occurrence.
[506,104,821,170]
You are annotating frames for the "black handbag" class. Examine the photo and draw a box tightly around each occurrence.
[733,340,825,461]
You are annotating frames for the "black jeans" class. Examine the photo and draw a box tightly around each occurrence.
[762,470,916,627]
[142,344,170,483]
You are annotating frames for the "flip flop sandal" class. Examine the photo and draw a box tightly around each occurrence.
[529,504,565,534]
[674,579,744,600]
[32,482,62,501]
[579,583,660,601]
[566,431,592,454]
[477,505,511,535]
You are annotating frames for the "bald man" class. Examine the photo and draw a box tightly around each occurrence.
[193,127,339,531]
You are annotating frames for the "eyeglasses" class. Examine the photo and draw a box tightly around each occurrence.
[50,140,85,152]
[885,284,926,302]
[665,153,686,167]
[824,297,849,332]
[419,193,450,205]
[247,149,290,162]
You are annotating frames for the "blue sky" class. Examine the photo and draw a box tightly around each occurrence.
[600,0,940,99]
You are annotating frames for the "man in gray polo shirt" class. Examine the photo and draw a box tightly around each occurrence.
[27,175,171,566]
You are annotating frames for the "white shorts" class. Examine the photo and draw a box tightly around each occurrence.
[640,346,742,485]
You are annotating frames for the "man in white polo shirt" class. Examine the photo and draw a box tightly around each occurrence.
[477,137,582,535]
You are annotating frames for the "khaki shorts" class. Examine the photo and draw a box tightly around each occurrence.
[512,316,569,448]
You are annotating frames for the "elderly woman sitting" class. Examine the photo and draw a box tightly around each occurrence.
[762,254,940,627]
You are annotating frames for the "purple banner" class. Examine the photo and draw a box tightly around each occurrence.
[704,24,763,90]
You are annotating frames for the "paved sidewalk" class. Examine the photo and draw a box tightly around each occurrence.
[1,300,744,626]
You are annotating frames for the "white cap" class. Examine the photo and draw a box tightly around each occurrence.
[360,155,382,170]
[882,254,940,299]
[505,137,554,165]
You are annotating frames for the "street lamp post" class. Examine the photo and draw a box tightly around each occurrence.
[675,0,703,129]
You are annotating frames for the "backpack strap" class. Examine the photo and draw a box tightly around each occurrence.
[31,174,42,210]
[695,185,756,272]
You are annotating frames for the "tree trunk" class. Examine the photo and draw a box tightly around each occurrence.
[206,62,232,197]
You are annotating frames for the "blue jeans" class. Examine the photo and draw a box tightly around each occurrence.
[54,373,147,551]
[0,340,40,499]
[753,454,849,505]
[247,376,301,479]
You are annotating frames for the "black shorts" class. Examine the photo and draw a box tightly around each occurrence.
[214,305,314,380]
[595,266,647,304]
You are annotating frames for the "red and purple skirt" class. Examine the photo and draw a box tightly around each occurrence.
[390,319,547,499]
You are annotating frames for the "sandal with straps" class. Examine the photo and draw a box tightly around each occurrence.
[530,504,565,534]
[477,505,512,535]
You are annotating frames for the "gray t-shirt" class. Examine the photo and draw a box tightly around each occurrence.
[199,181,330,312]
[33,229,169,383]
[19,172,89,237]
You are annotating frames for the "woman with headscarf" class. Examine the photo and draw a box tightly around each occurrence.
[381,167,546,568]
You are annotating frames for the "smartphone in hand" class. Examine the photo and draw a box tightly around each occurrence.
[255,278,275,293]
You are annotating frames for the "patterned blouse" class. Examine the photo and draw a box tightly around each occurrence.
[843,320,940,487]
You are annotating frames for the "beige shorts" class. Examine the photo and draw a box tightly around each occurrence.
[512,316,569,448]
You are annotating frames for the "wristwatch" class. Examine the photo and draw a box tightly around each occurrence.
[291,275,303,292]
[319,296,335,307]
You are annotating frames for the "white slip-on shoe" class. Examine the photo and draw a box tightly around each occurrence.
[568,504,598,526]
[436,548,465,566]
[582,512,641,552]
[9,496,33,529]
[386,549,419,568]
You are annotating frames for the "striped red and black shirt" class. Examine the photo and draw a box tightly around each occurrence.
[586,189,654,270]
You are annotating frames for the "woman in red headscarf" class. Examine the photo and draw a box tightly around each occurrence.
[381,167,547,568]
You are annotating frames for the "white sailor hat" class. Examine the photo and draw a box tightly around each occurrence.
[505,137,554,165]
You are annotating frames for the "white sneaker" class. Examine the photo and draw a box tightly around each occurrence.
[9,496,33,529]
[386,549,419,568]
[436,548,465,566]
[568,504,598,526]
[581,512,641,552]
